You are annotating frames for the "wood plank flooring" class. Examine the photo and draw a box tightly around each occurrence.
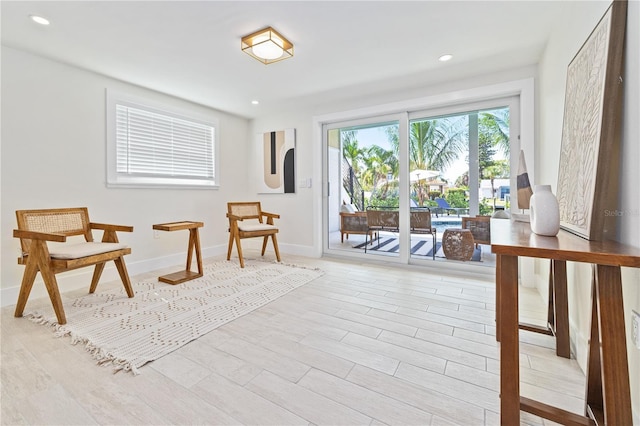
[1,252,586,425]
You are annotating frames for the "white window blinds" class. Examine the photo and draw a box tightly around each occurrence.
[115,104,215,181]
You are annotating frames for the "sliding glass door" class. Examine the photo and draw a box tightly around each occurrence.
[323,96,519,267]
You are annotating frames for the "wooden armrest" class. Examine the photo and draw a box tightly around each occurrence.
[226,213,244,221]
[13,229,67,242]
[90,222,134,232]
[262,211,280,219]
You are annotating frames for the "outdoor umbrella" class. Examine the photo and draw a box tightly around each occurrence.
[409,169,439,182]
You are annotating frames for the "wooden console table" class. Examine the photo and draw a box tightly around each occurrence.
[152,221,204,285]
[491,219,640,425]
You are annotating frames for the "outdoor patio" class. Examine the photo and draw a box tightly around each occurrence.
[328,219,496,267]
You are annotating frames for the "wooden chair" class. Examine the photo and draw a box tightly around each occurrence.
[13,207,134,325]
[410,209,437,259]
[462,215,491,247]
[364,209,399,253]
[226,202,281,268]
[339,202,374,243]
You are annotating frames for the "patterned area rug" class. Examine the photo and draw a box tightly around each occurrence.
[25,259,323,374]
[353,236,481,261]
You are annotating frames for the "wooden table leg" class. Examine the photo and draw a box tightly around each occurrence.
[551,260,570,358]
[499,254,520,424]
[495,254,501,342]
[187,227,203,276]
[585,264,632,425]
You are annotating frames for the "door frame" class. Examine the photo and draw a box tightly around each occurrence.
[314,78,535,272]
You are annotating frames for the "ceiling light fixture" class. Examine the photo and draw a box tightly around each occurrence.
[29,15,50,25]
[241,27,293,65]
[438,54,453,62]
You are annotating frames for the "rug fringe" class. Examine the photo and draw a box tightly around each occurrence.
[271,259,325,274]
[24,312,139,375]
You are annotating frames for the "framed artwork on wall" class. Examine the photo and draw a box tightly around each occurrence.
[257,128,296,194]
[556,0,627,241]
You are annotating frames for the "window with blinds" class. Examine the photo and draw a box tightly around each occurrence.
[106,91,218,188]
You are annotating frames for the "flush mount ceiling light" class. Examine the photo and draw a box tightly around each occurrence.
[241,27,293,65]
[438,54,453,62]
[29,15,50,25]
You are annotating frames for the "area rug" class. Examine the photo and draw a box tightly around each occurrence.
[353,236,481,261]
[25,259,323,374]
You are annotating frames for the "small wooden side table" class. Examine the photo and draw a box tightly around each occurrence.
[152,221,204,285]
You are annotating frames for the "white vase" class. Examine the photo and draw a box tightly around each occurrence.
[529,185,560,236]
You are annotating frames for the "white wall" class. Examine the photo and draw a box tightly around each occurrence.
[538,1,640,421]
[0,46,252,304]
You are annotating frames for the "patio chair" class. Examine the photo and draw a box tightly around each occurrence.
[364,209,399,253]
[226,202,280,268]
[410,209,437,259]
[462,215,491,247]
[434,198,468,217]
[339,202,374,243]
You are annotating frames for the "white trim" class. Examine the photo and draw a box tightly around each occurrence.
[105,89,220,189]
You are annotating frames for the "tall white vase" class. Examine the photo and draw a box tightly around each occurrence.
[529,185,560,236]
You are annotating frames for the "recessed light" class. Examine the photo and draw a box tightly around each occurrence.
[29,15,50,25]
[251,100,260,105]
[438,54,453,62]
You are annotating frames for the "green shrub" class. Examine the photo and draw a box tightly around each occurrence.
[428,191,441,200]
[479,199,493,215]
[445,189,468,208]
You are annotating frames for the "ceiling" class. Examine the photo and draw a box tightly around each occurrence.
[1,1,567,119]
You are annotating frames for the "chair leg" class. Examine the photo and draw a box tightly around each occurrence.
[15,240,67,324]
[14,255,39,318]
[261,236,269,256]
[41,267,66,325]
[89,262,106,293]
[271,235,281,262]
[113,257,134,298]
[365,231,369,253]
[235,234,245,268]
[432,232,436,260]
[226,233,235,261]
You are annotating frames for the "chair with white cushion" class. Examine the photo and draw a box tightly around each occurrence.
[13,207,134,325]
[226,202,280,268]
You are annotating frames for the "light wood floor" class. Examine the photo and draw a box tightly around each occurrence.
[1,252,586,425]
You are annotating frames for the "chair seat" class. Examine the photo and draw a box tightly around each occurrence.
[48,242,129,259]
[238,223,278,232]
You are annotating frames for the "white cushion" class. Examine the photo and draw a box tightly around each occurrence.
[238,223,278,232]
[48,242,128,260]
[340,204,356,214]
[492,210,511,219]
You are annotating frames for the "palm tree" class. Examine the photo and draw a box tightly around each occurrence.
[479,108,510,156]
[364,145,398,197]
[483,160,510,207]
[409,118,467,171]
[341,130,363,174]
[385,118,467,172]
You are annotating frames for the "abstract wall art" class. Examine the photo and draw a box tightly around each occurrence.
[556,0,626,241]
[257,128,295,194]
